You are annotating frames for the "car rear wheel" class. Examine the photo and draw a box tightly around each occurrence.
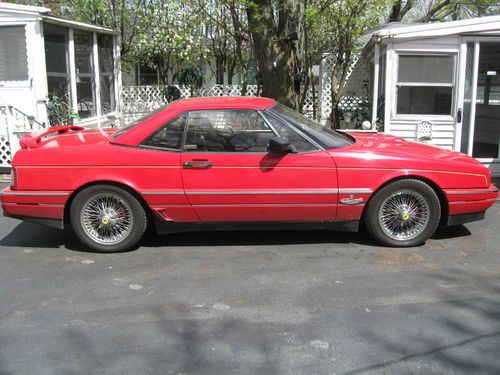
[70,185,147,252]
[365,179,441,247]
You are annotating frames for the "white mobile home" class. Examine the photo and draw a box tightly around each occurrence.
[0,3,120,168]
[354,16,500,176]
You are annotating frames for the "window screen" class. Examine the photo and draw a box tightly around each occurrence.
[74,30,95,118]
[185,110,275,152]
[0,26,28,81]
[44,25,70,102]
[398,55,453,84]
[397,54,454,115]
[98,34,115,114]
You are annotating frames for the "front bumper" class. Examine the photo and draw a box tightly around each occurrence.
[444,185,498,215]
[444,185,498,226]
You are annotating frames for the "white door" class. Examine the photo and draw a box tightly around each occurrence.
[458,40,500,165]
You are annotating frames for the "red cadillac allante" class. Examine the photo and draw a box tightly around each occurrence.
[1,97,498,252]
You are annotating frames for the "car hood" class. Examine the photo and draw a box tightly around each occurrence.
[344,133,481,166]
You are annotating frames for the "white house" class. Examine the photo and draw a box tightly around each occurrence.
[0,3,120,168]
[352,16,500,176]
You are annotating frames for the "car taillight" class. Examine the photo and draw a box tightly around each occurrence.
[10,167,17,190]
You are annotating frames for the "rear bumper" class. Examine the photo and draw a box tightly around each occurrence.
[0,187,71,226]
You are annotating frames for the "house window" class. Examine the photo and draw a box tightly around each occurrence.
[396,54,454,115]
[98,34,115,113]
[0,26,28,81]
[74,30,95,119]
[44,25,70,101]
[137,63,159,85]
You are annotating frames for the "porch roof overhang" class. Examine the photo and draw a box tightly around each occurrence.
[42,15,117,35]
[371,15,500,43]
[0,2,50,16]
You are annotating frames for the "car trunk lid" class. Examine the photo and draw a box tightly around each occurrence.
[19,126,116,149]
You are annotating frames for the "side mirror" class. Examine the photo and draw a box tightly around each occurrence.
[268,136,298,155]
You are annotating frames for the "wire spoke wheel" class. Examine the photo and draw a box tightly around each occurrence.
[378,189,430,241]
[80,193,134,245]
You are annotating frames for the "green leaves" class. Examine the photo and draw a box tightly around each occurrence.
[47,93,79,126]
[177,64,203,88]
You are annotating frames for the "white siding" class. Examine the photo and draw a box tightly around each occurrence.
[389,118,455,149]
[0,10,48,125]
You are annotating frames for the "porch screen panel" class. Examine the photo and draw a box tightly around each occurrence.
[74,30,95,119]
[460,43,475,153]
[44,25,70,108]
[397,54,454,115]
[98,34,115,114]
[472,43,500,158]
[0,26,28,81]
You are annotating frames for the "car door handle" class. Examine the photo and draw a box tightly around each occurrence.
[183,160,213,169]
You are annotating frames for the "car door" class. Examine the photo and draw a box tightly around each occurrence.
[180,109,338,222]
[135,112,199,222]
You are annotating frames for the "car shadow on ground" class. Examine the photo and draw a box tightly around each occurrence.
[0,221,471,253]
[432,224,471,239]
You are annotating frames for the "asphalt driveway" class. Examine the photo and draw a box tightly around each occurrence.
[0,182,499,375]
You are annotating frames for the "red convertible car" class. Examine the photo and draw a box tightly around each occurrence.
[1,97,498,252]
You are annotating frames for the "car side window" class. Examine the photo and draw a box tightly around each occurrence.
[184,110,275,152]
[141,113,187,150]
[265,113,318,153]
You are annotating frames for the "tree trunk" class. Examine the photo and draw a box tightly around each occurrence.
[215,57,225,85]
[246,0,298,109]
[329,65,341,129]
[388,0,415,22]
[227,56,236,85]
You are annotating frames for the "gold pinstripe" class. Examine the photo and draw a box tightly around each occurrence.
[337,167,488,186]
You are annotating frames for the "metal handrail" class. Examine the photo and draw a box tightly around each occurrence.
[6,105,46,129]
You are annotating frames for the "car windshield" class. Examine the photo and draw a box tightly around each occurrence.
[111,106,167,139]
[266,102,354,149]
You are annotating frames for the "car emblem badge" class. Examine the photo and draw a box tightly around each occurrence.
[101,217,110,225]
[340,195,363,205]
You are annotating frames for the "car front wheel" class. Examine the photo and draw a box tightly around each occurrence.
[365,179,441,247]
[70,185,147,252]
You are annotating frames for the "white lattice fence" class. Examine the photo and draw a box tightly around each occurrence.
[121,86,167,124]
[121,83,364,126]
[338,96,369,112]
[0,105,11,167]
[0,134,11,168]
[121,84,265,125]
[318,53,367,123]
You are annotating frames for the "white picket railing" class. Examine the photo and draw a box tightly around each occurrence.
[0,104,44,168]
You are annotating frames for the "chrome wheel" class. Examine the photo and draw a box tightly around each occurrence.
[80,193,133,245]
[378,189,430,241]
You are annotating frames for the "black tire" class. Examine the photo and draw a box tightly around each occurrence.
[70,185,147,252]
[364,179,441,247]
